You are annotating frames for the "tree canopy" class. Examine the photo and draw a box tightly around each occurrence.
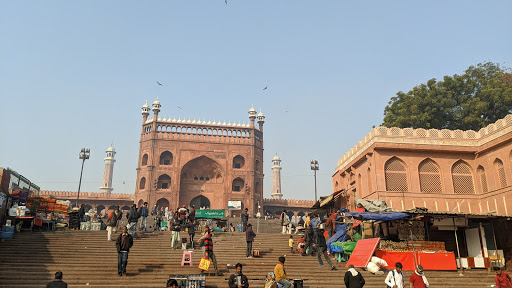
[382,62,512,131]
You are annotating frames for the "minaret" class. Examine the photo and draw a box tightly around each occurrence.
[257,109,265,132]
[249,104,257,128]
[271,154,283,200]
[99,146,116,194]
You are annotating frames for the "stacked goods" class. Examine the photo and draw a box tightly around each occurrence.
[362,222,373,238]
[25,197,70,221]
[11,191,29,205]
[407,241,446,252]
[397,221,425,241]
[379,240,409,252]
[54,200,70,221]
[69,211,80,229]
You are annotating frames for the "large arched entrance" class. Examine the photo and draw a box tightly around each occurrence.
[190,195,211,209]
[156,198,170,210]
[179,156,223,209]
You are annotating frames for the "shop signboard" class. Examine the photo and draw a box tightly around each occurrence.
[195,209,225,219]
[228,200,242,210]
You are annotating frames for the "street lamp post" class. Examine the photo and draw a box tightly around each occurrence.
[76,148,90,208]
[310,160,319,201]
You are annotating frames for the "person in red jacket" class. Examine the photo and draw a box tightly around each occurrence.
[495,267,512,288]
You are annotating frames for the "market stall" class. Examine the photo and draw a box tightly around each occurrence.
[345,211,458,271]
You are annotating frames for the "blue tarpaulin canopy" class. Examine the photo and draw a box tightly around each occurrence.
[326,224,347,253]
[345,212,409,221]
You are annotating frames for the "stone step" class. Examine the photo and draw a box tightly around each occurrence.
[0,230,499,288]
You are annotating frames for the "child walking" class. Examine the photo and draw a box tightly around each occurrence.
[289,235,294,254]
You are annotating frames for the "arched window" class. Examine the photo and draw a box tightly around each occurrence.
[139,177,146,190]
[141,154,148,166]
[452,160,475,194]
[232,177,245,192]
[477,166,488,193]
[494,159,507,188]
[255,160,260,172]
[157,174,171,190]
[233,155,245,169]
[419,159,442,193]
[159,151,173,165]
[384,157,408,192]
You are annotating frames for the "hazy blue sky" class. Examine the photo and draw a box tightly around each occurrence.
[1,1,511,201]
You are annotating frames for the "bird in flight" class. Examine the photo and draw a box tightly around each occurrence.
[156,81,163,86]
[177,106,182,109]
[225,0,227,4]
[263,86,267,90]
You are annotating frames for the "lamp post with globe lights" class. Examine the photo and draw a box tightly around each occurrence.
[76,148,90,208]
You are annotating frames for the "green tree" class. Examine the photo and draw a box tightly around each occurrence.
[382,62,512,131]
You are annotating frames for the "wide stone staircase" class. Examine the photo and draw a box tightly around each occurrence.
[0,229,500,287]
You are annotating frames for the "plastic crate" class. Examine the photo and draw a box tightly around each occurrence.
[186,274,205,288]
[0,231,14,239]
[169,274,205,288]
[2,226,15,233]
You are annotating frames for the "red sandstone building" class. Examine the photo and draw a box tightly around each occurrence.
[333,114,512,216]
[135,99,265,214]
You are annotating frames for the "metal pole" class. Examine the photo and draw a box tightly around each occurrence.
[76,158,85,208]
[314,169,317,201]
[410,224,417,268]
[453,218,463,275]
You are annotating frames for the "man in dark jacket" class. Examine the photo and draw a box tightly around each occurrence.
[316,229,336,270]
[138,202,149,231]
[301,226,315,256]
[127,204,138,236]
[116,226,134,276]
[45,271,67,288]
[344,264,365,288]
[245,223,256,258]
[241,208,249,232]
[185,218,196,249]
[78,204,86,224]
[228,263,249,288]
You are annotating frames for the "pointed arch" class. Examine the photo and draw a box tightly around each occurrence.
[139,177,146,190]
[477,165,488,193]
[452,160,475,194]
[141,154,148,166]
[419,158,442,193]
[157,174,171,190]
[232,177,245,192]
[384,157,408,192]
[159,151,173,165]
[494,158,507,188]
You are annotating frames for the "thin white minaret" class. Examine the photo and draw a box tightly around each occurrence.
[99,146,116,194]
[271,154,283,200]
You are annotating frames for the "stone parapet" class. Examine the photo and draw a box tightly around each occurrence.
[336,114,512,172]
[39,190,134,200]
[263,198,315,208]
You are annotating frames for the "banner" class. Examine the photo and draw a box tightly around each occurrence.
[195,209,225,219]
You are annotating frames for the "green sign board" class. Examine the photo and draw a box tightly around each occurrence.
[195,209,225,219]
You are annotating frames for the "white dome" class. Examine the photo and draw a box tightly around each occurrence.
[107,146,115,152]
[273,154,280,161]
